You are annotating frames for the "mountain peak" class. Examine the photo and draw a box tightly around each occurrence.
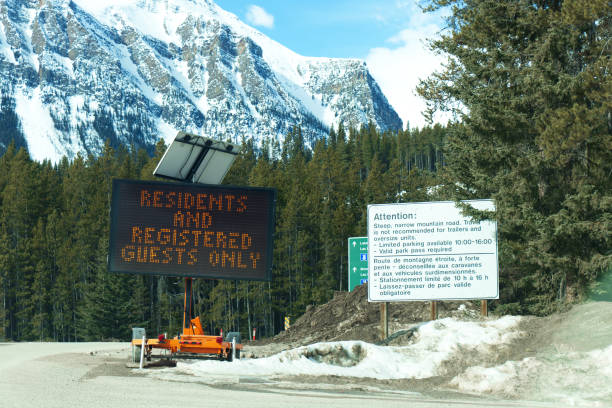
[0,0,401,162]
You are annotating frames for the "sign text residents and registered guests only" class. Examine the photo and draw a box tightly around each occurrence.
[108,179,276,281]
[348,237,368,291]
[367,200,498,302]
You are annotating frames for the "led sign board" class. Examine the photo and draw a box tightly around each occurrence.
[109,179,276,281]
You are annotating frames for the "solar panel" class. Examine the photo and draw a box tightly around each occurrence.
[153,132,241,185]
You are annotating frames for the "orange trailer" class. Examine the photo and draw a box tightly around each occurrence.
[132,278,242,361]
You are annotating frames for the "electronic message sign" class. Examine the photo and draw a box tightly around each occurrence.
[109,179,276,281]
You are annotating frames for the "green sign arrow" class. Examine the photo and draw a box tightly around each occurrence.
[348,237,368,292]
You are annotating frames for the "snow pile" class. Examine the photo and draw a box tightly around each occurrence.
[140,302,612,406]
[451,344,612,406]
[450,357,543,396]
[174,316,523,380]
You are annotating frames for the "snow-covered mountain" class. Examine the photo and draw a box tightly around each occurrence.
[0,0,402,162]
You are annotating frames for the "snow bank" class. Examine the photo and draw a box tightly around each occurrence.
[172,316,523,381]
[149,314,612,406]
[451,344,612,406]
[450,357,542,396]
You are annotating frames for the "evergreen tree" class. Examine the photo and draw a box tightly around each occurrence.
[418,0,612,313]
[0,119,450,340]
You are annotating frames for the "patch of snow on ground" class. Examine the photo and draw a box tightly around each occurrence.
[24,9,39,71]
[451,344,612,407]
[53,53,74,78]
[274,71,329,128]
[164,56,210,110]
[451,357,542,397]
[167,316,523,381]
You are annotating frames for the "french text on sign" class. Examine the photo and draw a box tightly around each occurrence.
[367,200,498,302]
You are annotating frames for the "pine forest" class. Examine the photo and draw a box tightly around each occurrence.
[0,125,448,341]
[0,0,610,342]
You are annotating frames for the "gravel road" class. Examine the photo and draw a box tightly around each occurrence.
[0,341,578,408]
[3,301,610,408]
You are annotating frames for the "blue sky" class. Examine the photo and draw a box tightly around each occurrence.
[215,0,449,129]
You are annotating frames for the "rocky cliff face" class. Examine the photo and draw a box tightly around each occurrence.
[0,0,402,161]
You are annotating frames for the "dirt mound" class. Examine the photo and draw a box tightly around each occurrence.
[255,283,482,348]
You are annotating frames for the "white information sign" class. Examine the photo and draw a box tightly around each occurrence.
[367,200,498,302]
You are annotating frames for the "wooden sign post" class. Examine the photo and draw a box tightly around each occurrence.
[481,299,488,317]
[380,302,389,340]
[430,300,438,320]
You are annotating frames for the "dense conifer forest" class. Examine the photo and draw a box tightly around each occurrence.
[0,124,447,341]
[0,0,610,341]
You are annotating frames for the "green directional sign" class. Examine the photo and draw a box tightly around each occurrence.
[348,237,368,291]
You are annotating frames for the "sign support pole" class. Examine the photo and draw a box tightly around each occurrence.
[481,299,488,317]
[380,302,388,340]
[430,300,438,320]
[183,277,193,335]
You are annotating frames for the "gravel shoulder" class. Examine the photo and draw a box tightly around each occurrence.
[0,342,549,408]
[3,297,611,407]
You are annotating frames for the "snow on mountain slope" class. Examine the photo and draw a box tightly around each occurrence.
[0,0,402,162]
